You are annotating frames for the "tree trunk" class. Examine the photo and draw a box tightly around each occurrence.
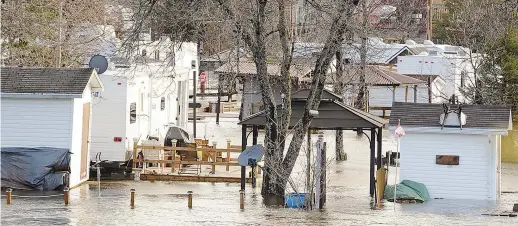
[355,0,368,111]
[334,50,346,161]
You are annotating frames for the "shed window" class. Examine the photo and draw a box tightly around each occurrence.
[160,97,165,111]
[130,102,136,124]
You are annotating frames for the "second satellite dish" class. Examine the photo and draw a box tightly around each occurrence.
[238,145,265,166]
[88,55,109,74]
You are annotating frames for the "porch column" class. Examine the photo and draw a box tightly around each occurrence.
[413,85,418,103]
[392,86,397,104]
[241,125,247,190]
[370,128,376,197]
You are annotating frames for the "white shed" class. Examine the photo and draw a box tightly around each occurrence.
[1,67,104,189]
[389,102,512,200]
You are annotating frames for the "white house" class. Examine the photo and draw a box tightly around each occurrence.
[1,67,104,188]
[389,102,512,200]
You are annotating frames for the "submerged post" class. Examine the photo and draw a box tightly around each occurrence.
[130,189,135,208]
[63,187,69,206]
[239,189,244,209]
[241,125,247,190]
[188,191,193,209]
[6,188,12,205]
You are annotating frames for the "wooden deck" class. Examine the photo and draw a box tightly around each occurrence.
[132,164,257,183]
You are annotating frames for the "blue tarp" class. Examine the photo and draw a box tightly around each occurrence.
[1,147,71,190]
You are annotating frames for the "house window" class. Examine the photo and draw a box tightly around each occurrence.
[460,71,466,88]
[155,50,160,60]
[142,49,147,57]
[130,102,136,124]
[160,97,165,111]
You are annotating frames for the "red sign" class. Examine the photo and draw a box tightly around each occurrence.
[200,72,206,84]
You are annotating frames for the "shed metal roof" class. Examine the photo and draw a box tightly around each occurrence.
[239,100,387,129]
[389,102,512,130]
[1,67,99,95]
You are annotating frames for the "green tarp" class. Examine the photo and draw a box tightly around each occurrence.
[384,180,430,203]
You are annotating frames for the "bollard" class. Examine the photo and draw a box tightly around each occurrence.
[187,191,193,209]
[63,187,69,206]
[130,189,135,208]
[6,188,12,205]
[239,190,244,209]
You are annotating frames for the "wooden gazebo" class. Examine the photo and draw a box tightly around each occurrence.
[237,89,388,197]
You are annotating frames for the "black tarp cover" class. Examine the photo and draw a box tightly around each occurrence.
[1,147,71,190]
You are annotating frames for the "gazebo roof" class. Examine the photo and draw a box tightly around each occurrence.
[238,99,388,129]
[290,89,343,101]
[338,66,426,86]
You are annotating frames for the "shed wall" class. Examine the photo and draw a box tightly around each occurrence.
[399,133,497,200]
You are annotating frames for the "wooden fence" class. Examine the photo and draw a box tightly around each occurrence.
[132,140,251,174]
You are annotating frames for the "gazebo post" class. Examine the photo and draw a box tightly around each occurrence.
[241,125,247,190]
[370,128,376,197]
[405,86,408,103]
[252,125,258,145]
[377,127,382,170]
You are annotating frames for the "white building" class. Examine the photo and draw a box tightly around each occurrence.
[1,67,104,188]
[89,36,198,161]
[397,42,478,103]
[389,102,512,200]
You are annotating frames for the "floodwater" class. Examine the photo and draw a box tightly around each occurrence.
[2,117,518,225]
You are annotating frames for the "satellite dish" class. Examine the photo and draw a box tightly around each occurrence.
[238,145,265,166]
[88,55,109,74]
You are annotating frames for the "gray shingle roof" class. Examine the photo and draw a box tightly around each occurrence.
[239,100,387,129]
[389,102,511,130]
[1,67,95,94]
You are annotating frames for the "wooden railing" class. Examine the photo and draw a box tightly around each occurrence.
[369,107,391,119]
[132,140,245,173]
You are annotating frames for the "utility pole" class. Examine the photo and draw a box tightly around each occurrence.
[58,0,63,67]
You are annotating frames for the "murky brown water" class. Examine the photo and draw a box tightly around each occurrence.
[2,118,518,225]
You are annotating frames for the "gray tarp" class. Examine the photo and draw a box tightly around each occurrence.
[1,147,70,190]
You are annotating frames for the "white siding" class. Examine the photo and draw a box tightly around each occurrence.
[1,98,73,148]
[399,133,496,200]
[90,74,127,161]
[69,98,84,188]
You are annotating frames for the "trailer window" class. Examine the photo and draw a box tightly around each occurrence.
[130,102,136,124]
[161,97,165,111]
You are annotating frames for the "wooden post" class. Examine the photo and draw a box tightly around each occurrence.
[212,141,217,174]
[413,85,418,103]
[132,140,137,169]
[226,140,231,171]
[6,188,12,205]
[63,187,69,206]
[377,128,382,170]
[320,141,327,209]
[187,191,193,209]
[171,140,177,173]
[405,86,409,103]
[306,129,312,208]
[130,189,135,208]
[239,190,244,209]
